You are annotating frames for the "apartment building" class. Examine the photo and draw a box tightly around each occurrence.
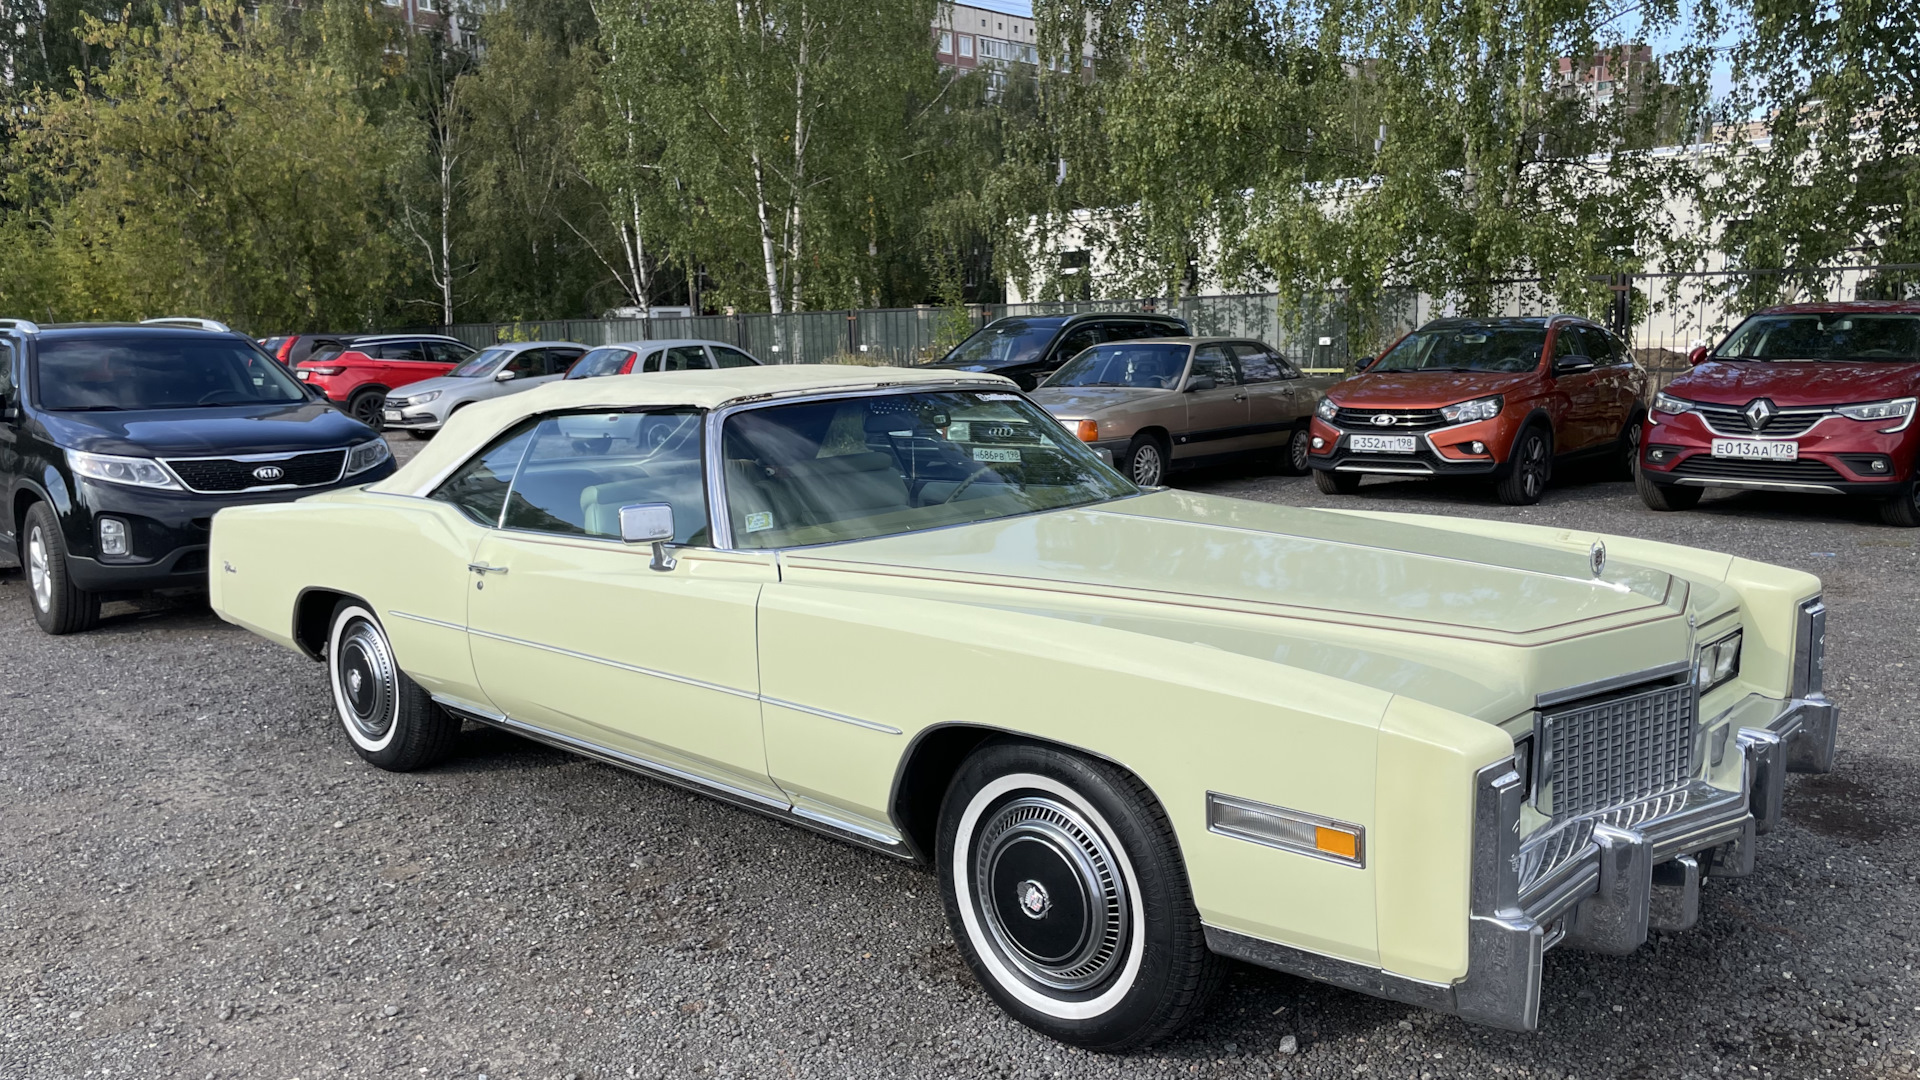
[934,0,1091,92]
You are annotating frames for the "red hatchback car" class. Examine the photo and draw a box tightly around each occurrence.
[1308,315,1645,505]
[1639,301,1920,525]
[293,334,474,427]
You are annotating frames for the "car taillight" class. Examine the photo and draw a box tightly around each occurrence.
[303,365,346,376]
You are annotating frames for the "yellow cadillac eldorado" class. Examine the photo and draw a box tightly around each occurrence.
[207,365,1838,1050]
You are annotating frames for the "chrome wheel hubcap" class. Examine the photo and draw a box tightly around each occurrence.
[26,526,51,612]
[335,619,397,741]
[972,795,1130,993]
[1131,445,1163,486]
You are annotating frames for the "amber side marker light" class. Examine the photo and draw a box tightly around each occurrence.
[1205,792,1365,867]
[1074,419,1099,442]
[1314,826,1359,860]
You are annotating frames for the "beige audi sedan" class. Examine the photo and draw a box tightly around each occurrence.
[1031,337,1338,484]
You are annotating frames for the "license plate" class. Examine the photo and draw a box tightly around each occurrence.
[1349,434,1416,453]
[972,447,1021,463]
[1711,439,1797,461]
[383,409,403,422]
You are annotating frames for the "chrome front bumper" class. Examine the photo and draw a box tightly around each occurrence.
[1207,692,1838,1031]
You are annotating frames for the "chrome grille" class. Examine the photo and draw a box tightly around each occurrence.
[1541,681,1694,819]
[1331,406,1447,430]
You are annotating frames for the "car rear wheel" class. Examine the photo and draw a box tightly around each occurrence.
[1120,434,1167,487]
[22,503,100,635]
[1879,478,1920,527]
[327,601,459,771]
[1636,468,1702,511]
[1495,426,1552,505]
[937,741,1222,1051]
[1617,416,1643,479]
[347,389,386,428]
[1313,468,1361,495]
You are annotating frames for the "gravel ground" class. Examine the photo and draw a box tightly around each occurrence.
[2,445,1917,1080]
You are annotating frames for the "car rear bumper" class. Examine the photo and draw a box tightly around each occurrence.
[1208,691,1837,1031]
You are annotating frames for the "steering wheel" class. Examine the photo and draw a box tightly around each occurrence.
[197,389,251,405]
[941,461,998,504]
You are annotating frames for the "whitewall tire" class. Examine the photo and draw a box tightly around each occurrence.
[326,601,458,771]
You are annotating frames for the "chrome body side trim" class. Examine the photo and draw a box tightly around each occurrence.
[462,625,762,701]
[760,696,903,735]
[1210,691,1838,1032]
[430,694,910,858]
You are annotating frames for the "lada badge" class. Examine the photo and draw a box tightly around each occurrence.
[1371,414,1395,426]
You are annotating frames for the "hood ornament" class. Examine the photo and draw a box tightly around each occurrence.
[1589,541,1607,578]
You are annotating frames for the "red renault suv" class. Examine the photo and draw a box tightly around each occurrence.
[1638,301,1920,526]
[1308,315,1645,505]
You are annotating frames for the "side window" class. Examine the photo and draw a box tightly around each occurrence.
[1551,325,1582,360]
[1113,322,1173,343]
[547,349,585,375]
[500,411,709,544]
[1189,345,1240,386]
[1231,343,1283,383]
[1585,328,1623,366]
[1052,324,1106,362]
[660,346,709,371]
[428,341,471,365]
[712,346,760,369]
[566,348,621,379]
[503,349,546,379]
[429,420,537,526]
[380,341,428,363]
[0,341,12,396]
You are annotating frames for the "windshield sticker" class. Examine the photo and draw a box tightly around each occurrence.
[947,421,970,442]
[973,447,1021,463]
[977,393,1021,401]
[744,511,774,533]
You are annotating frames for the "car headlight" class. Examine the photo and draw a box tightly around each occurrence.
[66,448,181,490]
[344,439,392,476]
[1315,397,1338,421]
[1835,397,1915,432]
[1652,390,1694,416]
[1696,629,1742,693]
[403,390,441,406]
[1440,395,1503,423]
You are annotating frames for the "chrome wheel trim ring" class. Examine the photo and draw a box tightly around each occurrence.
[26,524,52,612]
[329,607,400,752]
[1131,443,1163,486]
[951,773,1147,1020]
[971,795,1129,992]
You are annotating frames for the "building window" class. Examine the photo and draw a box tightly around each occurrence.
[938,31,952,54]
[417,0,435,11]
[958,34,973,58]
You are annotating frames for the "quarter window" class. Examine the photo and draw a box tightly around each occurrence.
[712,346,760,369]
[1231,343,1284,383]
[430,420,536,526]
[648,346,709,372]
[428,341,473,365]
[377,341,428,363]
[501,411,709,543]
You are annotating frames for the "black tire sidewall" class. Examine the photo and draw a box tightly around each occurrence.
[349,391,385,427]
[1497,425,1552,505]
[936,741,1207,1050]
[23,503,98,635]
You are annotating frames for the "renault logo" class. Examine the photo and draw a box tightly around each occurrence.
[1744,399,1777,431]
[252,465,286,482]
[1371,414,1396,427]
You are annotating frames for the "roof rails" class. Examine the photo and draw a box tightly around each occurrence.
[0,318,41,335]
[140,317,232,333]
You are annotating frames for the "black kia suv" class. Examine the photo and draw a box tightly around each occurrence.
[1,318,397,634]
[925,311,1190,390]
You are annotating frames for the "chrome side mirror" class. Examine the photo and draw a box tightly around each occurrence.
[618,502,678,571]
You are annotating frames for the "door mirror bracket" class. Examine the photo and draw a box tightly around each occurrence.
[618,502,678,572]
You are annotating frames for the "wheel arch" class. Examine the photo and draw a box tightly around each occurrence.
[888,722,1155,866]
[292,586,365,661]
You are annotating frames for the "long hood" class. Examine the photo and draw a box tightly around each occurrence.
[786,491,1677,640]
[1329,370,1538,408]
[1030,385,1172,415]
[1670,360,1920,405]
[40,402,376,457]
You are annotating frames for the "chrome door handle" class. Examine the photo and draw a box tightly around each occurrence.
[467,563,508,575]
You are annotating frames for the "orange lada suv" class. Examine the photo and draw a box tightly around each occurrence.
[1307,315,1647,505]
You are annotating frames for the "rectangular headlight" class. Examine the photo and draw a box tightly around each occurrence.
[1696,629,1742,694]
[344,439,392,476]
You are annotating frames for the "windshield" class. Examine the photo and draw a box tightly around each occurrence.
[940,320,1060,369]
[722,390,1135,549]
[1043,343,1188,389]
[35,336,309,411]
[448,347,511,377]
[1713,313,1920,362]
[1372,326,1546,373]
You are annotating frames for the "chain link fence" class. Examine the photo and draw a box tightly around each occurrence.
[412,264,1920,381]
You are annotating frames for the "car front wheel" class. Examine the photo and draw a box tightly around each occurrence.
[1495,426,1552,505]
[937,741,1222,1051]
[1120,434,1167,487]
[1880,475,1920,527]
[327,601,459,770]
[1314,467,1361,495]
[22,502,100,635]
